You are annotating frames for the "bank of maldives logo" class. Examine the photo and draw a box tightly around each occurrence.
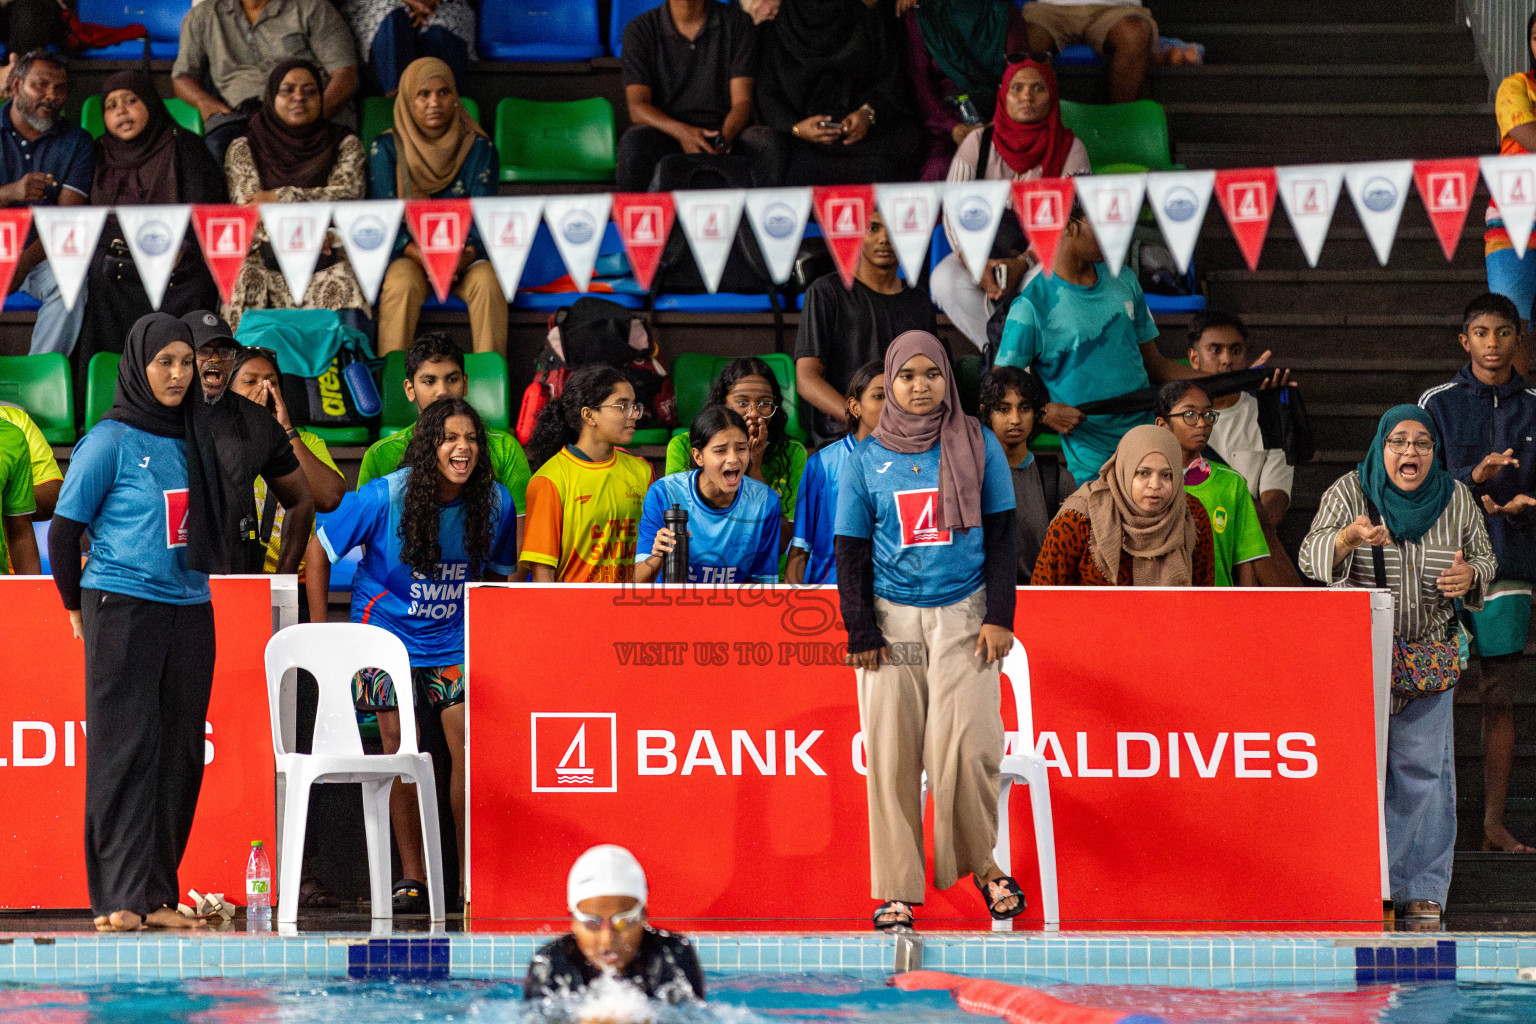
[531,713,617,793]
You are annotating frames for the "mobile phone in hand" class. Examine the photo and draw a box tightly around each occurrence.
[992,261,1009,291]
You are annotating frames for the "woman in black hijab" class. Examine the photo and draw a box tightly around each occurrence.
[49,313,309,930]
[75,72,226,405]
[752,0,920,185]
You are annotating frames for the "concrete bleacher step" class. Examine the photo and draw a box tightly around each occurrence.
[1165,101,1489,164]
[1449,852,1536,908]
[1153,0,1457,23]
[1160,23,1479,66]
[1204,268,1491,314]
[1140,63,1488,107]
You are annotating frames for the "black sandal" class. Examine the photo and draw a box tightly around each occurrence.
[974,874,1026,920]
[392,878,428,915]
[873,900,916,932]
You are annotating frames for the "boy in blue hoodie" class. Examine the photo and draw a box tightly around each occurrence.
[1420,292,1536,853]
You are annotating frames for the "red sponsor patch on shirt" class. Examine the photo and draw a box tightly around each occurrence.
[893,488,950,547]
[164,488,189,548]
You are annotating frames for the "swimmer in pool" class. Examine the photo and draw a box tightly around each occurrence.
[524,845,705,1007]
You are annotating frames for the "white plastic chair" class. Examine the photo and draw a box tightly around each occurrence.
[920,639,1059,931]
[264,623,446,925]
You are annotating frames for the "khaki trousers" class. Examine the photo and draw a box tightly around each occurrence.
[377,257,508,355]
[857,589,1003,903]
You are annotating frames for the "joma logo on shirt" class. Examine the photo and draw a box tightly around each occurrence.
[164,488,189,548]
[893,489,951,548]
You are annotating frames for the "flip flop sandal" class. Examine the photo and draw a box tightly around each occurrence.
[975,874,1027,920]
[873,900,916,932]
[392,879,428,915]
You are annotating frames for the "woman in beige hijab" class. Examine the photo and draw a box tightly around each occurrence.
[1031,424,1215,586]
[370,56,505,355]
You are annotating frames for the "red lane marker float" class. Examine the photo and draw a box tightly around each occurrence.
[893,971,1168,1024]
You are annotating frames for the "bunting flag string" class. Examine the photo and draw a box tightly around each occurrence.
[25,155,1536,321]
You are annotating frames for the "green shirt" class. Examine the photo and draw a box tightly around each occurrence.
[0,420,37,574]
[664,432,807,518]
[358,423,532,515]
[1185,463,1268,587]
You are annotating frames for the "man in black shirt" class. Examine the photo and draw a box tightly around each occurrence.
[618,0,773,190]
[795,210,940,445]
[524,845,705,1006]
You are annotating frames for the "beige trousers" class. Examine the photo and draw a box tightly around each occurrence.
[857,589,1003,903]
[377,258,508,355]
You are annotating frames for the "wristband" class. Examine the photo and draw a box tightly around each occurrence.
[286,427,300,440]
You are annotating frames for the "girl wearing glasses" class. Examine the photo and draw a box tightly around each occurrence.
[636,407,782,585]
[1154,381,1268,587]
[1031,424,1214,588]
[523,366,653,583]
[665,357,809,544]
[1299,405,1495,925]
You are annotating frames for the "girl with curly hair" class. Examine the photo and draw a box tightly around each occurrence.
[318,397,518,910]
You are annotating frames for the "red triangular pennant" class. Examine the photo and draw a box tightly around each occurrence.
[1213,167,1277,271]
[0,207,31,309]
[191,204,260,305]
[611,193,675,292]
[1414,157,1479,262]
[406,198,472,302]
[813,185,874,288]
[1011,177,1076,279]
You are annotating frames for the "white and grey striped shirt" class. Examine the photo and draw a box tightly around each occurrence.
[1299,472,1496,642]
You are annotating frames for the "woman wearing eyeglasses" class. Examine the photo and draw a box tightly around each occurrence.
[1031,424,1214,588]
[1153,381,1268,587]
[522,365,654,584]
[1299,405,1495,925]
[664,357,809,548]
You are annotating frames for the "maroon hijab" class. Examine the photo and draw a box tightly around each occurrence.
[872,331,987,533]
[990,58,1076,177]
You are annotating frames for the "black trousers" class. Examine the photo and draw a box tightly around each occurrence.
[82,590,217,918]
[615,125,780,191]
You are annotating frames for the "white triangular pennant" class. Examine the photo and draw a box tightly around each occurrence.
[674,188,745,293]
[33,206,107,311]
[1275,164,1343,268]
[1482,155,1536,259]
[331,199,403,304]
[259,202,332,303]
[1145,170,1215,275]
[1073,173,1146,277]
[114,204,190,310]
[544,194,612,291]
[874,183,943,284]
[1344,160,1414,266]
[471,197,545,301]
[743,187,812,285]
[942,179,1011,285]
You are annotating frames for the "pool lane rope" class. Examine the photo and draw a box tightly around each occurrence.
[892,971,1169,1024]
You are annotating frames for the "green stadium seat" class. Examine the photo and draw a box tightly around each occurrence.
[84,352,120,431]
[378,350,512,436]
[305,425,371,445]
[1029,431,1063,456]
[0,354,74,443]
[953,354,983,418]
[1058,99,1176,173]
[671,351,805,443]
[360,95,480,150]
[494,96,615,184]
[628,428,671,446]
[81,95,203,139]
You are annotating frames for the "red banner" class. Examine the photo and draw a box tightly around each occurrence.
[1414,158,1479,262]
[1012,177,1076,278]
[191,205,260,305]
[1214,167,1278,272]
[406,199,472,303]
[0,578,278,909]
[467,586,1384,929]
[0,207,31,308]
[611,193,675,292]
[813,185,874,288]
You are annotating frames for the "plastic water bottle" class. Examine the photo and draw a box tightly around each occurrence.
[246,840,272,931]
[662,504,690,583]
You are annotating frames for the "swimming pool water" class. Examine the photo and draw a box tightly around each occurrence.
[3,974,1536,1024]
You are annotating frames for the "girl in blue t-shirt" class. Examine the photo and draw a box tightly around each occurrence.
[834,330,1024,934]
[636,407,782,585]
[319,397,517,911]
[787,360,885,585]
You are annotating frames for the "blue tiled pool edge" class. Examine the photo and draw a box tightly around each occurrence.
[1,933,1533,986]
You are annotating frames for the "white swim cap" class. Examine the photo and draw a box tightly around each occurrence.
[567,844,648,912]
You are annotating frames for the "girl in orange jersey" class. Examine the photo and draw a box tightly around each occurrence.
[522,366,654,583]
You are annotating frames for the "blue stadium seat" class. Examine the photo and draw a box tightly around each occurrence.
[1144,293,1206,315]
[653,293,775,313]
[74,0,188,59]
[479,0,604,61]
[4,293,40,312]
[512,221,644,310]
[32,520,48,575]
[1056,44,1104,67]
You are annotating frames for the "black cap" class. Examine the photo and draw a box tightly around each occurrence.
[180,310,238,353]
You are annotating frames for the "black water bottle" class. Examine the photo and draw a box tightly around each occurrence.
[662,504,690,584]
